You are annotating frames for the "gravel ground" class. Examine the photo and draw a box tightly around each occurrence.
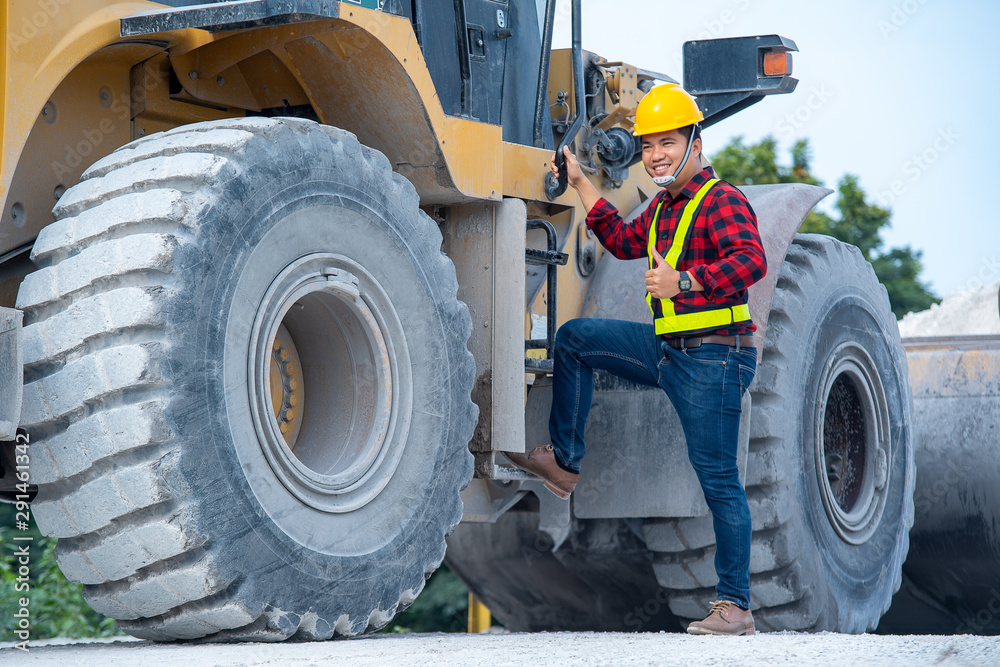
[2,632,998,666]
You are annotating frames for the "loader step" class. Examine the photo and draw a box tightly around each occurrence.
[525,248,568,266]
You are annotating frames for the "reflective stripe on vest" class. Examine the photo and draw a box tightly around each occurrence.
[646,178,751,335]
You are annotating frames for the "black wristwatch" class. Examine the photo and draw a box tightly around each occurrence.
[678,271,692,292]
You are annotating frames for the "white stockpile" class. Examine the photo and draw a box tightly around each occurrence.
[898,280,1000,337]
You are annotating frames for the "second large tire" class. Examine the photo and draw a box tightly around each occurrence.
[644,234,915,632]
[446,506,680,632]
[18,118,476,640]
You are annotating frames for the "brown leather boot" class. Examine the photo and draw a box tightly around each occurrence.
[686,600,755,636]
[503,445,579,499]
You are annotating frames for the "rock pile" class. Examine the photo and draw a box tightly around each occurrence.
[898,281,1000,336]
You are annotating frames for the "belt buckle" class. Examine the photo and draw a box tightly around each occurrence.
[681,336,702,350]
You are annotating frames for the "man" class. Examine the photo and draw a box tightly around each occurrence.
[506,83,766,636]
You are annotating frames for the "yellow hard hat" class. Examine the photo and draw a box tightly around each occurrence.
[632,83,705,137]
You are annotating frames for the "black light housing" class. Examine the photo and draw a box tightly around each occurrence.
[683,34,799,128]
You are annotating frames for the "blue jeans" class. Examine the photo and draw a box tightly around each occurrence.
[548,318,757,609]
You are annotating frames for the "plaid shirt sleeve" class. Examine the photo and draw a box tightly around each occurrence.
[688,186,767,300]
[584,196,655,261]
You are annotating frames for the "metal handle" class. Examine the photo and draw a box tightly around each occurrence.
[453,0,472,117]
[545,153,569,199]
[533,0,557,148]
[525,219,563,358]
[544,0,584,201]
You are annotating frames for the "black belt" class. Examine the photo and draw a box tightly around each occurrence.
[663,334,756,350]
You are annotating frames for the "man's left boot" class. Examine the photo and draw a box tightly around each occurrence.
[502,445,578,499]
[686,600,755,636]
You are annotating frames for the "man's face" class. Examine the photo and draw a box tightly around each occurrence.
[641,129,700,185]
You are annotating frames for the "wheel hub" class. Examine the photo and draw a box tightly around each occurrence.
[814,342,891,545]
[269,324,304,446]
[248,253,408,513]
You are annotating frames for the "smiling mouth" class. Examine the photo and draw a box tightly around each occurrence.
[652,164,673,175]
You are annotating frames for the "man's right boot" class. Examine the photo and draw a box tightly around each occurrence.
[503,445,578,499]
[686,600,755,636]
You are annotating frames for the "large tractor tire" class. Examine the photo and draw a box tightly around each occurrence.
[16,118,476,640]
[447,506,680,632]
[644,234,915,632]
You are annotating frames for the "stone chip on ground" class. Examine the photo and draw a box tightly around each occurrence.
[2,632,999,666]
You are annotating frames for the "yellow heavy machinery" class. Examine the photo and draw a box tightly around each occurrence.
[1,0,996,640]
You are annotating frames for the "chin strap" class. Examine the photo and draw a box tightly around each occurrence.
[652,125,699,188]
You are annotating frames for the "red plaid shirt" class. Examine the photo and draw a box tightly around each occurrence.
[586,167,767,337]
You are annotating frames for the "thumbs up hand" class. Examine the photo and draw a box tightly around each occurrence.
[644,247,683,300]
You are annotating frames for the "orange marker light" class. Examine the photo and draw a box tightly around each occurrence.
[763,51,792,77]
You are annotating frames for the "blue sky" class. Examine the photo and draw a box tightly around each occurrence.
[552,0,1000,300]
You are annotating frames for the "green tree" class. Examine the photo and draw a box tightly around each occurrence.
[871,247,941,319]
[1,505,121,641]
[383,565,476,633]
[711,136,938,318]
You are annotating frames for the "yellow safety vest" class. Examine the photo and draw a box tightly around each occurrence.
[646,178,752,336]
